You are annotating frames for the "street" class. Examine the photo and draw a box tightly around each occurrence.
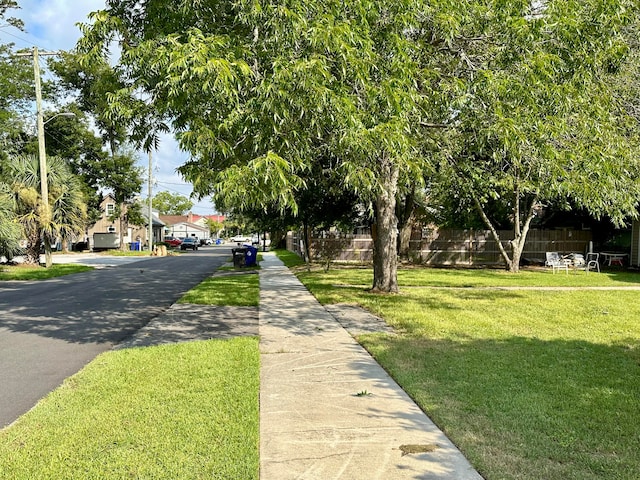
[0,247,229,428]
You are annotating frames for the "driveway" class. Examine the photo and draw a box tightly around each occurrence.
[47,252,159,268]
[0,246,230,428]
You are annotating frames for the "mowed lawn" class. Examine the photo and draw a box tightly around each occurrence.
[0,272,260,480]
[296,266,640,480]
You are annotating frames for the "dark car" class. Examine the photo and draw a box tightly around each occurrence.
[180,237,199,250]
[163,236,182,247]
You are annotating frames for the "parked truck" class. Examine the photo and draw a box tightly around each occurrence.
[93,232,120,251]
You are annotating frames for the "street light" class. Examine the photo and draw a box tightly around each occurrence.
[44,112,75,125]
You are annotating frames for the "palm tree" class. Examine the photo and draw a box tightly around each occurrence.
[0,182,22,261]
[0,155,87,265]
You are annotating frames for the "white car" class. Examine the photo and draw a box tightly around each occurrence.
[231,235,251,243]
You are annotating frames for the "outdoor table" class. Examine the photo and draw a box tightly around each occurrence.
[600,252,628,267]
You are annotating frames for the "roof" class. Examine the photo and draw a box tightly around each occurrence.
[170,221,208,232]
[160,213,226,225]
[159,215,188,226]
[141,210,165,227]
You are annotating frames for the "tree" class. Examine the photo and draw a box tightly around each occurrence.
[0,155,87,264]
[48,52,129,155]
[99,147,144,250]
[0,182,21,261]
[21,106,108,225]
[0,1,33,159]
[221,157,363,261]
[77,0,640,287]
[431,1,640,272]
[49,54,145,250]
[78,0,429,293]
[204,218,224,238]
[152,191,193,215]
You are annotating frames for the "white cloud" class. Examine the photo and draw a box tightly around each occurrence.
[15,0,105,51]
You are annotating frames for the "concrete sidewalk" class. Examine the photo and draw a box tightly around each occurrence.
[259,252,483,480]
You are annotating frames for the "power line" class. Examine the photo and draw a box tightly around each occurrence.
[0,28,42,49]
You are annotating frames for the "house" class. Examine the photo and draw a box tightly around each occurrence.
[165,220,209,241]
[159,212,226,242]
[86,194,165,250]
[86,194,129,250]
[131,208,166,247]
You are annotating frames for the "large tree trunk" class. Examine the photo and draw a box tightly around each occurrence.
[371,156,399,293]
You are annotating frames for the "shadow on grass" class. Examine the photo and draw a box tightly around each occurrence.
[358,333,640,480]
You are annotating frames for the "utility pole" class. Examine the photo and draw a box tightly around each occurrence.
[17,47,60,268]
[148,150,153,253]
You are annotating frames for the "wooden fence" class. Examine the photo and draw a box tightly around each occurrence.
[286,228,593,266]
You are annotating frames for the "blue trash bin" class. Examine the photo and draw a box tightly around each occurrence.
[244,244,258,266]
[130,241,140,251]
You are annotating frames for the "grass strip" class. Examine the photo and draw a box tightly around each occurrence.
[0,264,92,280]
[296,266,640,293]
[177,273,259,306]
[272,248,306,268]
[293,264,640,480]
[0,338,260,480]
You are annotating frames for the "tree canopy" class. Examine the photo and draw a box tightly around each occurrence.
[0,1,33,160]
[152,191,194,215]
[77,0,640,282]
[431,1,640,271]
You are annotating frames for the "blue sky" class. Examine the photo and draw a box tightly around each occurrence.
[1,0,218,216]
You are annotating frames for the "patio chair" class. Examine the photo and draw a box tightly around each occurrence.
[545,252,568,274]
[586,252,600,273]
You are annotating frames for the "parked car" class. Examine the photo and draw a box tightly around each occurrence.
[199,238,213,246]
[163,236,182,247]
[180,237,199,250]
[231,234,252,243]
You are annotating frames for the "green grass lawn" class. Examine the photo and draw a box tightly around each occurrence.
[0,269,260,479]
[178,272,260,307]
[0,339,259,480]
[0,263,92,280]
[294,264,640,480]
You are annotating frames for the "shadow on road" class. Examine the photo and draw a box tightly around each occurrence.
[0,250,228,345]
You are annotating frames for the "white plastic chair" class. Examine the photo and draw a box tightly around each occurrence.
[586,252,600,273]
[546,252,568,274]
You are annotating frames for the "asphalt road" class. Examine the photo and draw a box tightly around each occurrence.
[0,246,230,428]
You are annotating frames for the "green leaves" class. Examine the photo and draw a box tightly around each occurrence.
[152,191,194,216]
[1,155,87,263]
[214,151,306,214]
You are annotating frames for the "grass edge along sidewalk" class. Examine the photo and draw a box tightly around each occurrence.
[0,272,260,480]
[286,256,640,480]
